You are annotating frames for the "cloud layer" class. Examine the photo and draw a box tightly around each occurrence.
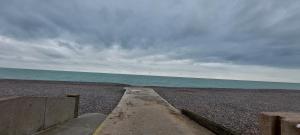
[0,0,300,82]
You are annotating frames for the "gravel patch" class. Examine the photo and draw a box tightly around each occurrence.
[0,79,126,115]
[154,87,300,135]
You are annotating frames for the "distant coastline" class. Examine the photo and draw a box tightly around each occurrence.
[0,67,300,90]
[1,66,299,84]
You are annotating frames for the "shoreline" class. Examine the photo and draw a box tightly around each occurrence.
[1,79,300,134]
[1,67,300,90]
[1,78,300,91]
[0,78,131,87]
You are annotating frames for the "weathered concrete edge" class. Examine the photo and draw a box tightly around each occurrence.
[66,94,80,118]
[92,88,128,135]
[0,96,20,102]
[181,109,239,135]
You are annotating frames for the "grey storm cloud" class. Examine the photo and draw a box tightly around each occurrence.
[0,0,300,68]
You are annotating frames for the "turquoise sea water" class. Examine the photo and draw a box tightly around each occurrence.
[0,67,300,90]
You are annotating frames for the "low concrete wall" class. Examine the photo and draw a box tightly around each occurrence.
[0,96,77,135]
[0,97,46,135]
[260,112,300,135]
[44,97,76,128]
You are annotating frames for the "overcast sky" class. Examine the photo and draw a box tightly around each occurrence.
[0,0,300,82]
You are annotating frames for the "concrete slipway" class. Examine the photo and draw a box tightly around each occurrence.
[93,87,215,135]
[36,113,106,135]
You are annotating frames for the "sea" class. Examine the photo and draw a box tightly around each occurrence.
[0,67,300,90]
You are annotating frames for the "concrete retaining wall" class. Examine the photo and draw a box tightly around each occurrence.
[44,97,75,128]
[260,112,300,135]
[0,96,77,135]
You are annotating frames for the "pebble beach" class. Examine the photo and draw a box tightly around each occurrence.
[154,87,300,134]
[0,79,126,115]
[1,79,300,134]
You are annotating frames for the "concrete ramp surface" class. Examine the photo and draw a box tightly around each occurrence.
[36,113,106,135]
[93,87,215,135]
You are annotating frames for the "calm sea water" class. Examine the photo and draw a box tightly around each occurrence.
[0,67,300,90]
